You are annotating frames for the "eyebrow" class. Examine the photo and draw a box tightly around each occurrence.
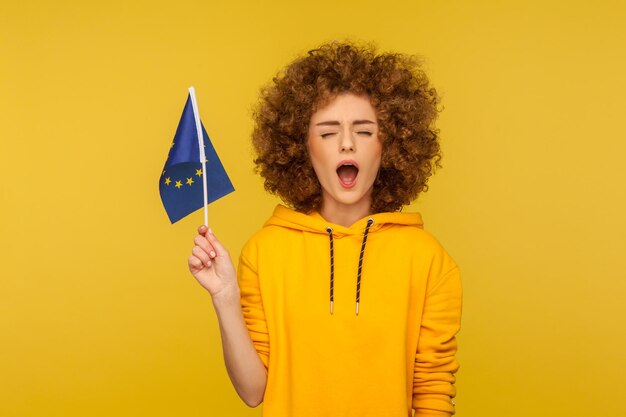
[314,119,377,127]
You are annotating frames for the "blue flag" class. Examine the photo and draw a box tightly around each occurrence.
[159,95,234,223]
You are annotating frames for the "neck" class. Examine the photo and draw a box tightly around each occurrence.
[319,196,372,228]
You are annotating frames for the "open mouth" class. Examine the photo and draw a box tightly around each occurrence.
[336,162,359,188]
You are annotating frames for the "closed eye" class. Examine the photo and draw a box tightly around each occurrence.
[320,132,337,138]
[356,131,373,136]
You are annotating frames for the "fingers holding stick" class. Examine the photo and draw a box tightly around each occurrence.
[191,245,212,267]
[197,225,229,260]
[194,234,215,260]
[206,228,229,259]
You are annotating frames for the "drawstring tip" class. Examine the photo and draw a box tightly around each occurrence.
[355,302,360,316]
[330,301,334,315]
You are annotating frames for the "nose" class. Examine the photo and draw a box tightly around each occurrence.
[339,131,355,153]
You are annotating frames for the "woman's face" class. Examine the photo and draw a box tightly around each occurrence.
[307,93,382,217]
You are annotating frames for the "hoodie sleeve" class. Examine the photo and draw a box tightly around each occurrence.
[412,265,462,416]
[238,246,270,370]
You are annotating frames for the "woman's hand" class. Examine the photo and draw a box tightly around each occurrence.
[188,225,239,303]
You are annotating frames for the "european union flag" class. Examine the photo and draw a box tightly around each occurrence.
[159,94,234,223]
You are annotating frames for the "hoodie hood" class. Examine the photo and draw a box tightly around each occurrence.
[264,205,425,315]
[265,205,424,236]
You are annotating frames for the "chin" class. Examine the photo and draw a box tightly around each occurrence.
[333,193,370,207]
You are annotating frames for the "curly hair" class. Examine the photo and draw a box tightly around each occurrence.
[252,41,442,214]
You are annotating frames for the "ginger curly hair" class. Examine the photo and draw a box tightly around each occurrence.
[252,41,442,214]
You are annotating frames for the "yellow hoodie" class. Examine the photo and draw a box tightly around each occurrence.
[238,205,462,417]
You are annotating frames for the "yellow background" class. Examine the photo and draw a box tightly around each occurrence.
[2,1,625,416]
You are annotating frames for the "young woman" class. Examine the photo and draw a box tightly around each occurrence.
[188,42,462,417]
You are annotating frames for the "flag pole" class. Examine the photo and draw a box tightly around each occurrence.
[188,86,209,227]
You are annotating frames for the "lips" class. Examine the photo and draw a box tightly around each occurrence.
[336,160,359,188]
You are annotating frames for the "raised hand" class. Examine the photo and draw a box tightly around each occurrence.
[188,225,239,302]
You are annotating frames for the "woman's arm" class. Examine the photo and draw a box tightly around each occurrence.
[413,265,462,417]
[189,226,267,407]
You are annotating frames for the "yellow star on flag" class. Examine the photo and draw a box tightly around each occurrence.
[164,177,171,185]
[186,177,194,186]
[175,180,182,189]
[195,169,203,177]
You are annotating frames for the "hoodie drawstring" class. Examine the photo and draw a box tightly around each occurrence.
[326,218,374,316]
[325,227,335,315]
[356,218,374,315]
